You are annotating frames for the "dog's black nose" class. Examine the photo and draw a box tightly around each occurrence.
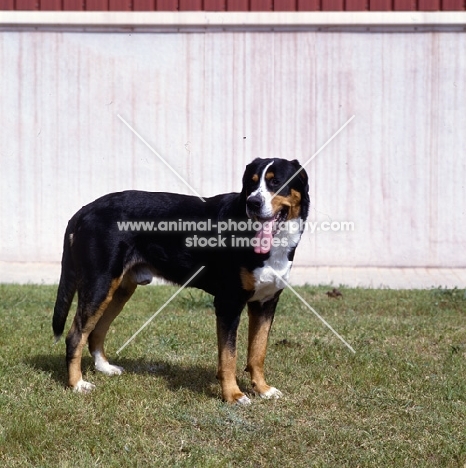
[246,195,262,212]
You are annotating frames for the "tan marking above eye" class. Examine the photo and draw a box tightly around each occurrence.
[265,172,275,181]
[252,174,259,183]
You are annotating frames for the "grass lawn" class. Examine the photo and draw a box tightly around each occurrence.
[0,283,465,467]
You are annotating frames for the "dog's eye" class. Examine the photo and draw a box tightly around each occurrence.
[269,178,280,187]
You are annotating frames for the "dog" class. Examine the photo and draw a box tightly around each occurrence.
[52,157,309,404]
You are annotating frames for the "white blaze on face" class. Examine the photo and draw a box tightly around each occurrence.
[248,161,274,220]
[247,161,277,254]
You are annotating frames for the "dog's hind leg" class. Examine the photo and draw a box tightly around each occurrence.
[88,274,137,376]
[65,276,123,393]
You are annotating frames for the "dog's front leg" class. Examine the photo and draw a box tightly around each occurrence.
[214,297,250,405]
[245,291,283,400]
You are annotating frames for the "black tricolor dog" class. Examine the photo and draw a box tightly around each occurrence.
[53,157,309,404]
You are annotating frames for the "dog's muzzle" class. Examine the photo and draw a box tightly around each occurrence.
[246,195,263,218]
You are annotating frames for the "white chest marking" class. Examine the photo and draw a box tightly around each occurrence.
[249,220,302,304]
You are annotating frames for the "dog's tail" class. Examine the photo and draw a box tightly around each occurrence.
[52,219,78,342]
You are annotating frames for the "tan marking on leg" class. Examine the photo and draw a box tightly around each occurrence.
[240,267,256,292]
[67,277,123,388]
[67,322,84,388]
[88,275,137,360]
[216,321,246,404]
[271,189,302,220]
[245,305,274,395]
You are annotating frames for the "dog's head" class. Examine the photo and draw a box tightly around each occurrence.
[242,158,309,223]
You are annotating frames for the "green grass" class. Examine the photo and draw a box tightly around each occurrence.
[0,284,465,467]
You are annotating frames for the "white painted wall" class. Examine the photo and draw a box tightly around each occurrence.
[1,28,465,268]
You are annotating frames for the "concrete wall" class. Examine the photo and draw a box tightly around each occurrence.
[1,20,465,268]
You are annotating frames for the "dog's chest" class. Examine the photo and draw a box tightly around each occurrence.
[248,225,302,304]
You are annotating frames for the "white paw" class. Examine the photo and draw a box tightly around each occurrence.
[73,379,96,393]
[236,395,252,405]
[260,387,283,399]
[93,351,124,376]
[96,362,124,376]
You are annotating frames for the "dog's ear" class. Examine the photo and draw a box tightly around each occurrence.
[290,160,310,221]
[290,159,308,187]
[244,158,264,174]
